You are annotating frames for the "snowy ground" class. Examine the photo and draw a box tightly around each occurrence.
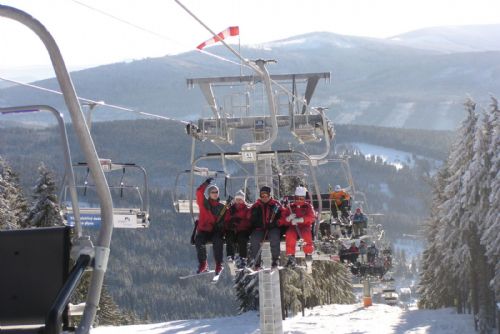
[348,142,441,170]
[90,304,475,334]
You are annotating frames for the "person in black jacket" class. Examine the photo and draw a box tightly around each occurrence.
[248,186,286,269]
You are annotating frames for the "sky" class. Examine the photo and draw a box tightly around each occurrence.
[1,0,500,73]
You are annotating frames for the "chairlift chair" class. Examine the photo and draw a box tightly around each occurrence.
[60,160,150,229]
[174,150,322,227]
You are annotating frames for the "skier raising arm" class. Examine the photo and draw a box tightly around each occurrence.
[194,178,225,275]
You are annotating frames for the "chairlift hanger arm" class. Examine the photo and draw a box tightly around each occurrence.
[0,5,114,334]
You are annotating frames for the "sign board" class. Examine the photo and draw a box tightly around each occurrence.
[242,150,256,162]
[113,214,138,228]
[66,213,138,229]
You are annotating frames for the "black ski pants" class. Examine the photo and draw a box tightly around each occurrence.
[226,230,250,259]
[249,227,281,266]
[195,230,223,264]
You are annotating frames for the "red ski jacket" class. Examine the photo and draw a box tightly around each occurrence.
[224,202,251,233]
[282,201,315,227]
[196,182,225,232]
[248,198,286,231]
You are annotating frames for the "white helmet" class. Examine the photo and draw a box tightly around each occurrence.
[295,186,307,197]
[335,185,341,191]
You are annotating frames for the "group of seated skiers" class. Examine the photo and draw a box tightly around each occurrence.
[338,240,392,277]
[193,178,370,276]
[325,185,369,238]
[194,178,317,275]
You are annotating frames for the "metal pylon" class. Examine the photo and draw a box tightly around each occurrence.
[258,242,283,334]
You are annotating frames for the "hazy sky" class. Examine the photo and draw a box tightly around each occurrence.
[1,0,499,71]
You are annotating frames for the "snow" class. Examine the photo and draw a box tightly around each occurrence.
[90,304,475,334]
[351,142,416,170]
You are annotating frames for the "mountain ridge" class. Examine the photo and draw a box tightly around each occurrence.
[1,25,498,130]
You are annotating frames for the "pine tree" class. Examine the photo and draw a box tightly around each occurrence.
[464,100,497,332]
[0,156,27,229]
[72,273,139,326]
[25,163,63,227]
[419,97,499,332]
[234,271,259,313]
[480,97,500,326]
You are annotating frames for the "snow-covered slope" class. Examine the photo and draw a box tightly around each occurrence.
[90,304,474,334]
[347,142,441,170]
[389,24,500,53]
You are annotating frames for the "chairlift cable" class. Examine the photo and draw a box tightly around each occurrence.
[0,75,254,178]
[0,75,189,124]
[70,0,249,69]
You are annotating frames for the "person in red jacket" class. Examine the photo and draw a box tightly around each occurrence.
[224,190,251,269]
[282,186,315,267]
[194,178,225,274]
[248,186,286,269]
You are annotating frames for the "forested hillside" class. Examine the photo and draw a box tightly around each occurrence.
[0,120,452,320]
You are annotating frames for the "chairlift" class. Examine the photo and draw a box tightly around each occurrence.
[173,150,322,228]
[61,159,150,229]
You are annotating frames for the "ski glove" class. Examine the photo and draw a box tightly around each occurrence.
[291,217,304,225]
[286,213,296,222]
[205,177,214,184]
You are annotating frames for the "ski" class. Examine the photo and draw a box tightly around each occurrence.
[179,270,215,280]
[305,260,313,274]
[211,268,224,283]
[227,260,236,276]
[239,266,285,276]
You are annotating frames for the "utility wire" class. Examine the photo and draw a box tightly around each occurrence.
[70,0,250,69]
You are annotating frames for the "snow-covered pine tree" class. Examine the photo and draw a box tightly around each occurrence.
[420,100,478,311]
[307,261,355,306]
[0,156,28,229]
[25,163,63,227]
[72,273,139,326]
[464,100,497,332]
[420,98,499,332]
[281,267,315,316]
[419,165,457,308]
[480,97,500,321]
[0,185,17,229]
[234,270,259,313]
[439,99,478,312]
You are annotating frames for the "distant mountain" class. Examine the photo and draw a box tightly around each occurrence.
[1,26,498,130]
[388,24,500,53]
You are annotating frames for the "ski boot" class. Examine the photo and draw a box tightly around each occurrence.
[197,260,208,274]
[305,254,313,274]
[215,262,223,275]
[285,255,296,268]
[236,257,247,269]
[271,257,280,269]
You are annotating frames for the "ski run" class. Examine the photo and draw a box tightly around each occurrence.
[90,304,475,334]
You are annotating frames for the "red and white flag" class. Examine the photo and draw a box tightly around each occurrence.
[196,26,239,50]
